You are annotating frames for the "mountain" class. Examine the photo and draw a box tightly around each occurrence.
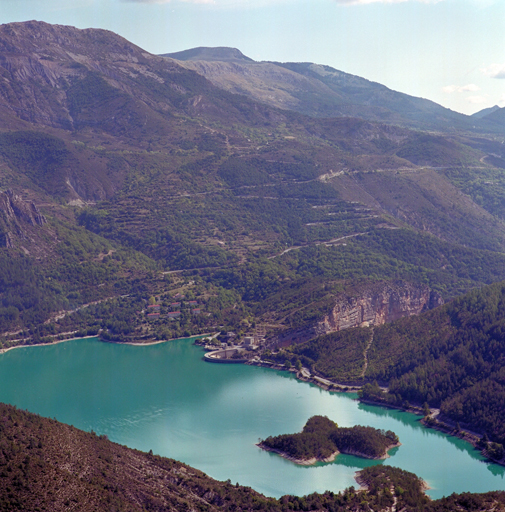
[1,21,505,351]
[1,401,504,512]
[472,105,501,119]
[481,106,505,127]
[471,105,505,129]
[166,46,254,62]
[165,48,503,134]
[0,22,288,139]
[3,20,505,508]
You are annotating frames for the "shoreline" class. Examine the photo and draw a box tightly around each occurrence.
[122,333,208,347]
[354,471,368,492]
[340,441,401,461]
[246,361,505,467]
[360,398,505,467]
[3,334,503,468]
[359,398,426,417]
[0,335,98,355]
[245,360,361,394]
[256,440,400,465]
[354,470,431,493]
[421,417,505,466]
[256,443,339,466]
[0,333,209,356]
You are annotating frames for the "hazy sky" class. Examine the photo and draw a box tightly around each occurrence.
[1,0,505,115]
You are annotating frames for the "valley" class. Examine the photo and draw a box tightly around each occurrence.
[1,19,505,509]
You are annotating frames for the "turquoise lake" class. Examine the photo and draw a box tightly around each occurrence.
[0,336,504,499]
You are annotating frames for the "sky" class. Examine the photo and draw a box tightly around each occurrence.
[1,0,505,116]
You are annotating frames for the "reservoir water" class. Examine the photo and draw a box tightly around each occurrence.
[0,336,504,499]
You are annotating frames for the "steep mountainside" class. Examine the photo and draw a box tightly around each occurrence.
[165,47,503,134]
[472,105,501,119]
[0,189,46,249]
[1,21,505,348]
[481,107,505,127]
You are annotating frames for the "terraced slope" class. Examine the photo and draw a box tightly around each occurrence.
[1,21,505,348]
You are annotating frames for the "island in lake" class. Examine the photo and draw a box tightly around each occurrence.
[258,415,400,465]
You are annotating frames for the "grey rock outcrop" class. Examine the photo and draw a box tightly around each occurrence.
[0,189,46,247]
[276,281,443,346]
[318,281,442,333]
[0,189,46,227]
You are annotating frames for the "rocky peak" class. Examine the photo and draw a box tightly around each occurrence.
[0,20,188,130]
[164,46,254,63]
[0,21,142,60]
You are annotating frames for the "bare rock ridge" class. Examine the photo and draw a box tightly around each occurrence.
[277,281,443,346]
[2,189,46,226]
[165,46,504,134]
[0,20,191,131]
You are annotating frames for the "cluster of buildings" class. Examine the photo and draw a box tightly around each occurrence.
[220,326,267,349]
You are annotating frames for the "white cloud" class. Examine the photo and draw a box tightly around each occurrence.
[442,84,481,94]
[481,63,505,79]
[466,95,488,104]
[459,84,480,92]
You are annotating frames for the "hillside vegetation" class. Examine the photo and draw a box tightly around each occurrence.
[1,22,505,346]
[2,19,505,511]
[280,280,505,449]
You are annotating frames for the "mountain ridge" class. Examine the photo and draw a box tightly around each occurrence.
[165,46,504,134]
[2,20,505,508]
[472,105,501,119]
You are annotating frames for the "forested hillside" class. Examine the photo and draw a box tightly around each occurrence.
[280,280,505,447]
[2,19,505,510]
[1,20,505,363]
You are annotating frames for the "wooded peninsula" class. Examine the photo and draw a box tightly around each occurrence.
[258,415,400,464]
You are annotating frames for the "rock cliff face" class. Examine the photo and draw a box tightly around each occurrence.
[0,190,46,226]
[319,281,443,332]
[0,189,47,248]
[276,281,443,346]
